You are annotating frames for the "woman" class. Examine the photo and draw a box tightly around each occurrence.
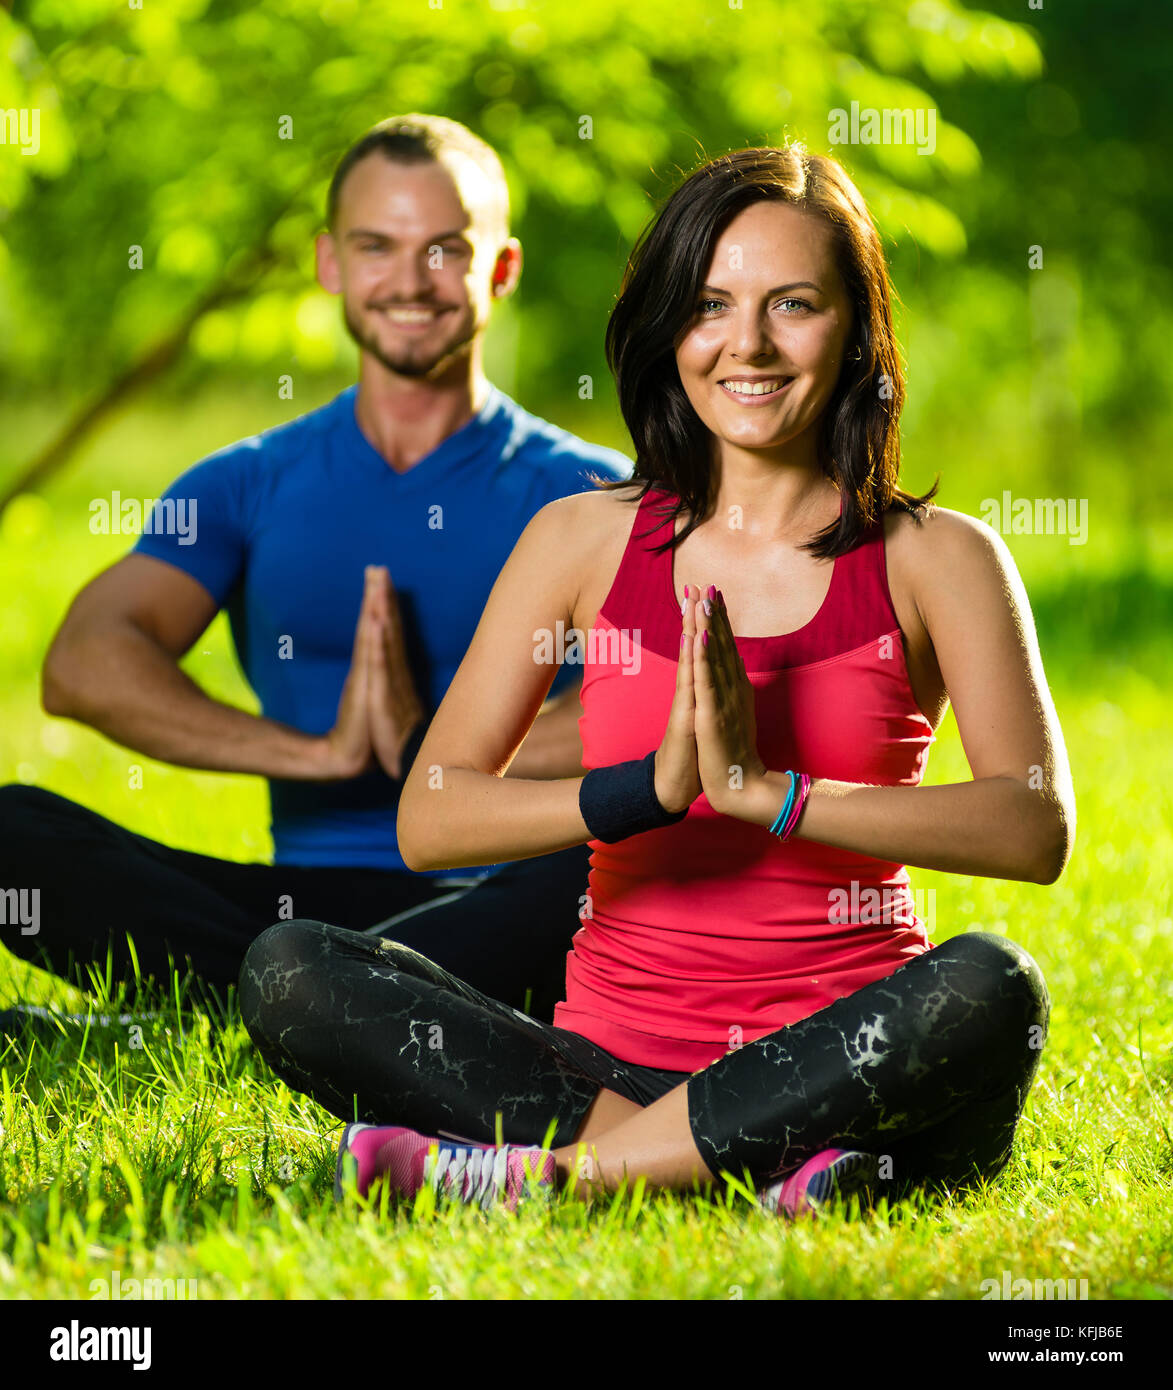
[239,145,1073,1216]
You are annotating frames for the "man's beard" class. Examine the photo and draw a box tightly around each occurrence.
[343,301,478,379]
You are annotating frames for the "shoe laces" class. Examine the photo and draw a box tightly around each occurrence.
[427,1142,513,1209]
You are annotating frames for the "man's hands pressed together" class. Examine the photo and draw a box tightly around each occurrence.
[321,566,426,782]
[368,566,428,780]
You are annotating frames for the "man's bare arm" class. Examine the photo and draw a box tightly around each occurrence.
[42,554,364,780]
[505,682,586,779]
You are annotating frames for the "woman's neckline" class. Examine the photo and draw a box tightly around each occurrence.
[656,487,843,647]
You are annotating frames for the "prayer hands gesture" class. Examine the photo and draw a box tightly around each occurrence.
[322,566,426,781]
[654,584,768,820]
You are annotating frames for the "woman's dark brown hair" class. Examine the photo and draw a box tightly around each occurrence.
[597,143,937,558]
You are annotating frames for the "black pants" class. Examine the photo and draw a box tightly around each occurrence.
[0,785,589,1021]
[240,920,1049,1194]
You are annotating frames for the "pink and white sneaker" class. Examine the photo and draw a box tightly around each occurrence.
[758,1149,879,1218]
[335,1123,557,1212]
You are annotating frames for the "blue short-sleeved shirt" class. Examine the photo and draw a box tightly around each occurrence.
[133,384,633,874]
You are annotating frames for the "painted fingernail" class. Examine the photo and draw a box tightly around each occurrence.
[717,590,725,607]
[702,630,709,647]
[703,598,712,616]
[707,584,716,600]
[681,592,688,615]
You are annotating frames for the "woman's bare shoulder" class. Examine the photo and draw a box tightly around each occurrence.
[883,500,1035,649]
[883,501,1017,578]
[544,481,645,523]
[538,485,647,626]
[539,483,646,557]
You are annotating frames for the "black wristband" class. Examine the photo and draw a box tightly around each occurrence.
[579,751,689,843]
[399,718,430,780]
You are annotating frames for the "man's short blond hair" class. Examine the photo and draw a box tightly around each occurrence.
[326,113,510,237]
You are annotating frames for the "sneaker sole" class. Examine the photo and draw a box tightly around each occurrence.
[803,1150,881,1211]
[334,1122,371,1201]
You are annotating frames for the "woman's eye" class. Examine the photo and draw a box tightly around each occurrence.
[696,297,811,315]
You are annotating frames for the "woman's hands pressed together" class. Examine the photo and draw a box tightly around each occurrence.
[654,582,770,819]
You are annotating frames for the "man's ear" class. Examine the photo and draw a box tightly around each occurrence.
[491,238,523,299]
[316,231,342,295]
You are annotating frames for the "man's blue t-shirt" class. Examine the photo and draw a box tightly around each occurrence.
[133,384,633,875]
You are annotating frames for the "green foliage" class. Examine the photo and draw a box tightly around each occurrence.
[3,1,1169,523]
[1,0,1040,408]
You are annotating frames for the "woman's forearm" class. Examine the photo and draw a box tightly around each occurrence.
[398,767,592,871]
[739,772,1072,884]
[401,758,1072,885]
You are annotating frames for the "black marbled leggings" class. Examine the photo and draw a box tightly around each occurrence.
[239,921,1049,1194]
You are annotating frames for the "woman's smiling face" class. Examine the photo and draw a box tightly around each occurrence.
[674,200,855,459]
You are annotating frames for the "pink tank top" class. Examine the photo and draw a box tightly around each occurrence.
[553,485,937,1070]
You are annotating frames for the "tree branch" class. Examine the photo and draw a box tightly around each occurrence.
[0,228,289,513]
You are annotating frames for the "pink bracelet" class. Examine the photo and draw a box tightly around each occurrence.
[777,772,811,841]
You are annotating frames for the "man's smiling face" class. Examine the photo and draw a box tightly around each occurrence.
[317,152,517,380]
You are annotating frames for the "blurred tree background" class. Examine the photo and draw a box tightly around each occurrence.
[2,0,1167,513]
[0,0,1169,855]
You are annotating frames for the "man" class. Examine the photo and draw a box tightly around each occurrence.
[0,114,630,1025]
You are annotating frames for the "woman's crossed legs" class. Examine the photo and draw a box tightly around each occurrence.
[239,921,1048,1201]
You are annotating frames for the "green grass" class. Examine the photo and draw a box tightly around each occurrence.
[1,398,1171,1299]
